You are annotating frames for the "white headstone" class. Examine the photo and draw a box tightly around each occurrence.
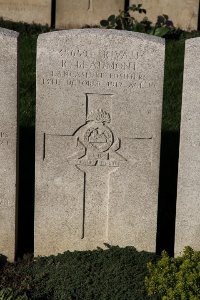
[0,28,19,261]
[55,0,125,29]
[0,0,51,26]
[130,0,199,31]
[35,29,165,257]
[175,38,200,256]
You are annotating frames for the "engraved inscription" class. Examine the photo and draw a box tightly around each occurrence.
[0,132,8,146]
[41,48,156,90]
[0,198,11,206]
[58,49,140,59]
[42,78,60,85]
[62,60,136,71]
[0,185,10,206]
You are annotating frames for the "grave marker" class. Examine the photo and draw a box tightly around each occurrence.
[0,28,19,261]
[0,0,51,26]
[55,0,125,29]
[130,0,199,31]
[35,29,165,256]
[175,38,200,256]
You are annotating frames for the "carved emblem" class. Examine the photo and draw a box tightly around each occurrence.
[84,110,113,152]
[68,109,126,167]
[87,109,111,123]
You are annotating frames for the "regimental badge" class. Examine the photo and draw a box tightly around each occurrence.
[68,109,127,167]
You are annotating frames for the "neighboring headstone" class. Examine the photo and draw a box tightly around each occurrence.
[0,28,19,261]
[130,0,199,31]
[55,0,125,29]
[175,38,200,256]
[0,0,51,26]
[35,29,165,257]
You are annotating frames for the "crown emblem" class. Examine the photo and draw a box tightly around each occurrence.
[87,109,111,124]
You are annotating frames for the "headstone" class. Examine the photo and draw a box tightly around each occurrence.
[175,38,200,256]
[35,29,165,257]
[55,0,125,29]
[0,0,51,26]
[0,28,19,261]
[130,0,199,31]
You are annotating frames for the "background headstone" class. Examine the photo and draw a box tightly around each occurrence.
[55,0,125,29]
[175,38,200,256]
[130,0,199,31]
[0,28,19,262]
[35,29,165,257]
[0,0,51,26]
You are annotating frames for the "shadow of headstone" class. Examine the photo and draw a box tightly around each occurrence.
[16,126,35,258]
[0,254,7,268]
[156,130,180,256]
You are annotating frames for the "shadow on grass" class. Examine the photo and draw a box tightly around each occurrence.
[156,130,180,256]
[0,254,7,268]
[17,127,35,258]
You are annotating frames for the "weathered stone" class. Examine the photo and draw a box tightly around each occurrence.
[0,28,19,261]
[0,0,51,26]
[55,0,125,29]
[175,38,200,256]
[130,0,199,31]
[35,29,165,257]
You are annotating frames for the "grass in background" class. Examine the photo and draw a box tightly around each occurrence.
[0,18,50,127]
[162,31,200,131]
[19,31,37,127]
[162,39,185,131]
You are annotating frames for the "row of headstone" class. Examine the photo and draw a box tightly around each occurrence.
[0,28,19,262]
[0,0,199,31]
[0,26,200,261]
[0,0,125,28]
[175,38,200,257]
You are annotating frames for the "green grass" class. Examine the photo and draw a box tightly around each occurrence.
[0,18,50,127]
[162,31,200,131]
[0,246,159,300]
[19,32,37,127]
[162,39,185,131]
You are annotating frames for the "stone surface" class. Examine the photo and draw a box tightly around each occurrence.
[0,0,51,26]
[0,28,19,261]
[55,0,125,29]
[35,29,165,257]
[175,38,200,256]
[130,0,199,31]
